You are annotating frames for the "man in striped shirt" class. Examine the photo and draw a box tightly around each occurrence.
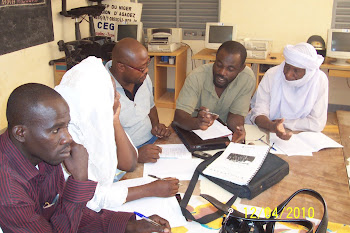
[0,83,171,233]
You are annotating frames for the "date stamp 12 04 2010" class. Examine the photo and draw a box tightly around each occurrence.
[244,206,315,219]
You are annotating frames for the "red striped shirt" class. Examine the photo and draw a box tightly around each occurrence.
[0,131,134,232]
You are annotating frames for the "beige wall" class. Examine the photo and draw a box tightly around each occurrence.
[0,0,346,130]
[221,0,333,53]
[0,1,91,130]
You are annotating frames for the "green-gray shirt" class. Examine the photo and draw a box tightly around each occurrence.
[176,63,255,123]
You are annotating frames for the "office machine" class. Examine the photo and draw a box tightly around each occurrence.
[238,38,272,59]
[114,22,144,43]
[205,22,237,50]
[147,28,182,52]
[326,28,350,66]
[242,38,272,51]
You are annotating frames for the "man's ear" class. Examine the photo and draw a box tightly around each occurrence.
[11,125,27,143]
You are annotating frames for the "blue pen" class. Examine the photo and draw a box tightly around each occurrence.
[258,137,277,151]
[134,212,162,227]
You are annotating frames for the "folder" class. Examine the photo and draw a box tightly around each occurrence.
[171,121,230,152]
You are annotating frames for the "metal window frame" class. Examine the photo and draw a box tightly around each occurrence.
[137,0,220,40]
[331,0,350,29]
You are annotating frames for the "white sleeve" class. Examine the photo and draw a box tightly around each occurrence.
[249,72,273,124]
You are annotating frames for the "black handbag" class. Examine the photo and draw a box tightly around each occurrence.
[180,151,289,224]
[201,188,328,233]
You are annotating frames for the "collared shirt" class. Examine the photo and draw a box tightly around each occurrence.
[105,60,154,147]
[0,130,134,232]
[176,63,256,123]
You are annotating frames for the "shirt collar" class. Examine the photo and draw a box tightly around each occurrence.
[105,60,143,101]
[0,130,52,181]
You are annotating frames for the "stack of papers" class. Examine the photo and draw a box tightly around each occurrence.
[270,132,343,156]
[192,120,232,140]
[202,143,270,185]
[157,144,192,159]
[109,177,187,227]
[143,158,203,180]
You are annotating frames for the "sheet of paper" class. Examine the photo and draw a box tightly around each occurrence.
[143,158,203,180]
[270,131,343,156]
[244,124,268,146]
[192,120,232,140]
[203,143,270,185]
[157,144,192,159]
[108,177,187,227]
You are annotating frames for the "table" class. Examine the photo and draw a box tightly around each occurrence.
[124,112,350,225]
[192,48,350,90]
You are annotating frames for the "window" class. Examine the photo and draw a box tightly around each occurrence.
[137,0,220,40]
[331,0,350,29]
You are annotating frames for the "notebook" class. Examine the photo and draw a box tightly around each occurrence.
[202,142,270,186]
[171,121,230,152]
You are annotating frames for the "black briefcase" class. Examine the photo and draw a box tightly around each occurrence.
[180,151,289,224]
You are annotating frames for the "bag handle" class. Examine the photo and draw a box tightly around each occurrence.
[222,188,327,233]
[180,152,237,224]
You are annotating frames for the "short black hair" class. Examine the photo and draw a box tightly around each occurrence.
[6,83,62,129]
[217,41,247,66]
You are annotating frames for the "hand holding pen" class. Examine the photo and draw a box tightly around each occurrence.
[129,212,171,233]
[148,174,180,197]
[194,107,219,130]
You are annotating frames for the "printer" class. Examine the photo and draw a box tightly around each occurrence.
[147,28,182,52]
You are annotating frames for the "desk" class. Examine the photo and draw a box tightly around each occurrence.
[193,48,350,90]
[124,112,350,225]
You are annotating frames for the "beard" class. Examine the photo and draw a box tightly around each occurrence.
[213,74,229,88]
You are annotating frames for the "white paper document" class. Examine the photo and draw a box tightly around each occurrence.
[108,177,187,227]
[143,158,203,180]
[192,120,232,140]
[202,143,270,185]
[244,124,268,146]
[157,144,192,159]
[270,131,343,156]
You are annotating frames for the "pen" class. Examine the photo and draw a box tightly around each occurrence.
[43,194,59,208]
[258,136,277,151]
[194,108,219,117]
[134,211,162,227]
[148,174,182,186]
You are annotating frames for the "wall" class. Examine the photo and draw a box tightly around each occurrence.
[1,0,349,130]
[0,0,91,130]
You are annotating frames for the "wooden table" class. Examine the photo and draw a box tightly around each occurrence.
[124,113,350,224]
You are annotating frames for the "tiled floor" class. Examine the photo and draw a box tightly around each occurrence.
[157,107,175,127]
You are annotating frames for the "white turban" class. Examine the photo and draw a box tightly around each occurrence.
[269,43,324,119]
[283,42,324,70]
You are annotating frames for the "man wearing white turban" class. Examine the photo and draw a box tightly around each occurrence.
[246,42,328,140]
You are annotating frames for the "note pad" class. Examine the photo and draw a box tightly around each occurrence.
[202,143,270,185]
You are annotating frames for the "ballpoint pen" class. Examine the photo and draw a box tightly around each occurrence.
[134,211,162,227]
[194,108,219,117]
[257,135,277,151]
[148,174,182,186]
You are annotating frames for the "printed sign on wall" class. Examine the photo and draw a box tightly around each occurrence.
[94,0,142,39]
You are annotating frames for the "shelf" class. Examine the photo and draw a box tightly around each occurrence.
[156,63,176,68]
[155,92,175,108]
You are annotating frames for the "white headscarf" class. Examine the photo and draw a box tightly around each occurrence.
[269,43,324,120]
[55,57,117,210]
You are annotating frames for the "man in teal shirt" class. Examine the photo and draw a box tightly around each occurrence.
[174,41,255,143]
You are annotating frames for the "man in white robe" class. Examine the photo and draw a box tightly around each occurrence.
[246,42,328,140]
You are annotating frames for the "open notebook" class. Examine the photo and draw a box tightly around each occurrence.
[202,143,270,186]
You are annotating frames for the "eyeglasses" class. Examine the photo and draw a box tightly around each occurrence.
[118,59,151,74]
